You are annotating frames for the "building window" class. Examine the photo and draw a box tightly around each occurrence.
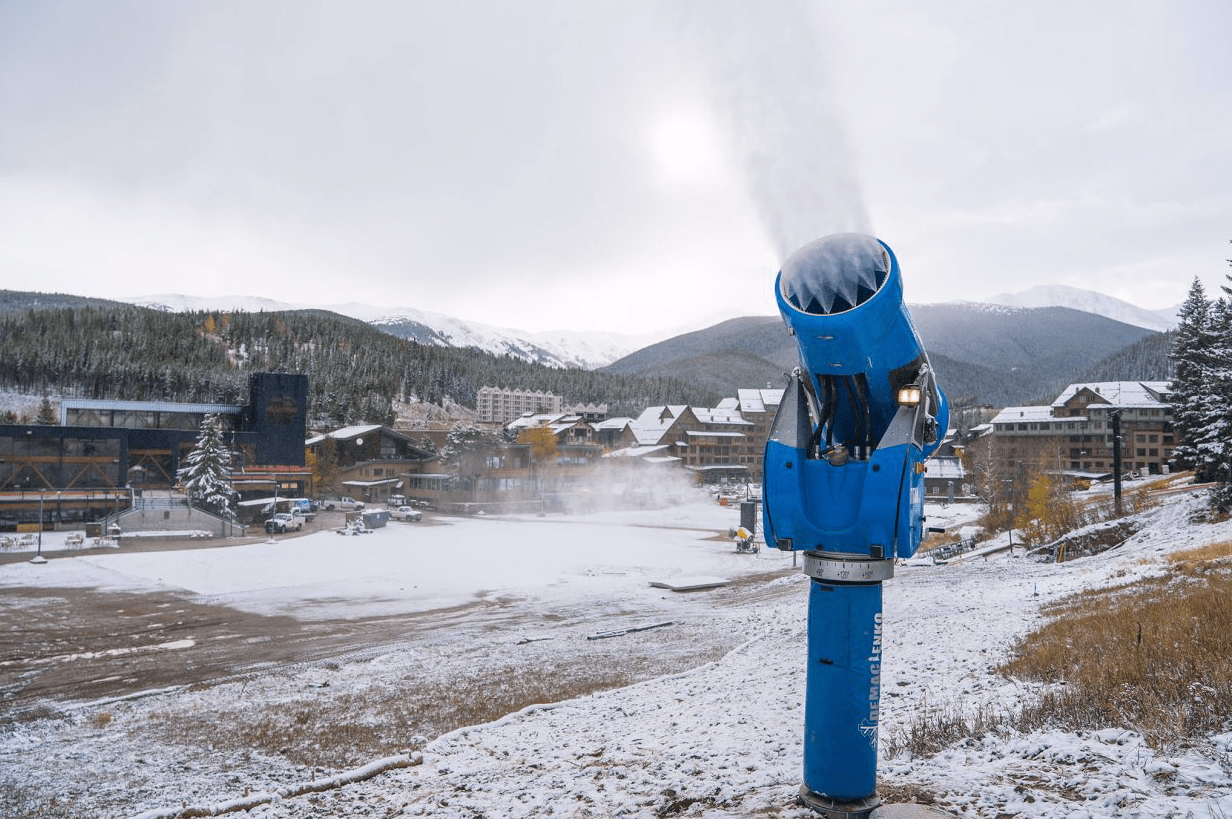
[265,396,299,424]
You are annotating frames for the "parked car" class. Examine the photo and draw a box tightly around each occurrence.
[390,505,422,522]
[264,512,303,533]
[318,496,364,511]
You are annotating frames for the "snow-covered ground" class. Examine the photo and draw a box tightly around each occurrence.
[3,494,1231,818]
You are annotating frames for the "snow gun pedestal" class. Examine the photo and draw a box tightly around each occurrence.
[793,554,959,819]
[795,551,890,819]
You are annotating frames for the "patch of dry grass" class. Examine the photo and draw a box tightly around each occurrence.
[998,566,1232,748]
[142,637,726,769]
[889,564,1232,757]
[1167,537,1232,566]
[0,782,95,819]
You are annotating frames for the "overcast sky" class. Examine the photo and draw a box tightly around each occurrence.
[1,0,1228,336]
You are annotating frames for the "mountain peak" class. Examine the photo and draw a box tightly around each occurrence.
[986,285,1177,332]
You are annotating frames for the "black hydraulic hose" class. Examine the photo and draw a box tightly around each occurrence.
[808,375,835,456]
[840,376,864,452]
[821,376,837,449]
[854,373,873,452]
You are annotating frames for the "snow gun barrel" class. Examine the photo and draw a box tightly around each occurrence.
[762,233,948,560]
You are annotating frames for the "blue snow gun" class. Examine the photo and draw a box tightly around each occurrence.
[761,233,948,814]
[763,233,948,561]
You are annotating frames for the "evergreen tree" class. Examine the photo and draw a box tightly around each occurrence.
[439,423,490,486]
[35,396,57,425]
[1206,265,1232,512]
[1169,278,1215,474]
[1170,260,1232,514]
[1190,300,1232,480]
[177,414,237,514]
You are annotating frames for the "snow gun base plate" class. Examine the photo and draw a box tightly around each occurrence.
[798,787,960,819]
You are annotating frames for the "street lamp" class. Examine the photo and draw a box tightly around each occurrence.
[1003,477,1015,555]
[1110,410,1124,516]
[30,492,47,564]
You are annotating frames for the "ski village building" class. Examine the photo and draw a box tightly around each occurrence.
[988,381,1175,482]
[0,373,310,532]
[2,371,1174,533]
[304,424,436,506]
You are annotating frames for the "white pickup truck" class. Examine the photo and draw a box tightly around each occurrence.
[318,496,364,512]
[390,505,422,522]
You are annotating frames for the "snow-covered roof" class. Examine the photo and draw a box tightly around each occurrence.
[683,430,746,438]
[926,457,965,479]
[634,405,686,425]
[990,406,1056,425]
[690,407,752,426]
[736,388,784,415]
[1062,470,1113,480]
[342,478,400,487]
[604,444,671,459]
[631,428,667,446]
[305,424,384,446]
[237,496,280,507]
[630,406,689,446]
[592,417,632,430]
[1051,381,1171,409]
[507,413,582,430]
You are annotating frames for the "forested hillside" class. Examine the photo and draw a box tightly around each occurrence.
[0,305,712,426]
[1075,331,1174,384]
[603,305,1164,407]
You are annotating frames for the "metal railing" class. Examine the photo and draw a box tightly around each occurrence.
[926,537,980,562]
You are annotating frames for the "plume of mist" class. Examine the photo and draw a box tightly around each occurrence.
[670,0,873,263]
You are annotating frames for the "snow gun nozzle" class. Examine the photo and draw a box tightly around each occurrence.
[778,233,891,317]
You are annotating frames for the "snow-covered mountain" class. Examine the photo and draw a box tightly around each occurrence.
[127,294,657,370]
[987,285,1178,332]
[125,282,1175,375]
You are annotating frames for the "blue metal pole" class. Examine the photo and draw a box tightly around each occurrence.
[803,579,882,807]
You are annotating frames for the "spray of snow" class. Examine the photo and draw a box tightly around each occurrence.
[672,0,873,263]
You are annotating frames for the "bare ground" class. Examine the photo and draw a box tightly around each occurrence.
[0,529,799,728]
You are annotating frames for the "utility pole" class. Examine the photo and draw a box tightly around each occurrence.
[1111,410,1123,516]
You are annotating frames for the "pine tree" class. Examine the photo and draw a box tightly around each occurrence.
[1206,261,1232,512]
[1169,278,1214,474]
[439,423,490,485]
[177,414,236,514]
[36,396,56,425]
